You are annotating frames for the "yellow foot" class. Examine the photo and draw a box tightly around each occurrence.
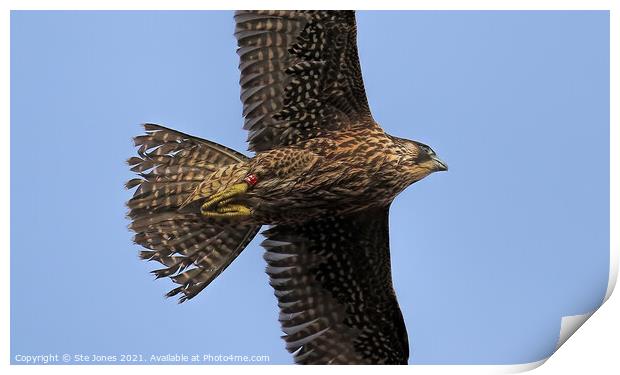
[202,203,251,218]
[200,183,251,218]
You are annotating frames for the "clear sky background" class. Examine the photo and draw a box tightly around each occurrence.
[11,11,609,365]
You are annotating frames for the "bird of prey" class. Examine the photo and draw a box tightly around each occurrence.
[126,10,447,365]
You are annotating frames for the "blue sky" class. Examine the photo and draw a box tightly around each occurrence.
[11,11,609,364]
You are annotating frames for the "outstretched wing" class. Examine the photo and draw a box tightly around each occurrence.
[261,207,409,364]
[235,10,374,152]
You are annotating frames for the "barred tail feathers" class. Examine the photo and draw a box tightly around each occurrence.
[126,123,260,302]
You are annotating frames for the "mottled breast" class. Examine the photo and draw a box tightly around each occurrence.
[248,126,409,224]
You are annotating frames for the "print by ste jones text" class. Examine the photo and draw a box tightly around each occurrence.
[14,353,271,364]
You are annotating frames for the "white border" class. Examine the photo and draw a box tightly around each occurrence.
[2,1,617,374]
[1,0,618,11]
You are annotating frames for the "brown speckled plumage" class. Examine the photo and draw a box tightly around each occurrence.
[126,10,447,365]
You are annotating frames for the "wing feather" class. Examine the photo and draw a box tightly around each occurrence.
[261,207,409,364]
[235,10,374,152]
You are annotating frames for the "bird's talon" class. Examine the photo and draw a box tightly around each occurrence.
[201,203,251,218]
[201,183,249,210]
[200,183,251,218]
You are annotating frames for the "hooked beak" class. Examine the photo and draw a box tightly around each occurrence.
[431,155,448,171]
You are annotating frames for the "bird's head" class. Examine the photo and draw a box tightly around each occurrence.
[395,138,448,183]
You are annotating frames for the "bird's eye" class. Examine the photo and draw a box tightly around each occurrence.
[419,144,435,156]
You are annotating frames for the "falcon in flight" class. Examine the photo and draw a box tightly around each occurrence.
[127,11,447,365]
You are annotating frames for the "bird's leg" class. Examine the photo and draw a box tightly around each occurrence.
[201,183,248,211]
[200,174,258,218]
[201,201,252,218]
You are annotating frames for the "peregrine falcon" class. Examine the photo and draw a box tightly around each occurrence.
[126,10,447,365]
